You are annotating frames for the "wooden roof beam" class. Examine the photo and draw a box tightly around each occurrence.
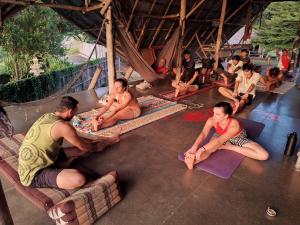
[186,0,206,19]
[125,0,139,32]
[149,0,174,47]
[136,0,157,48]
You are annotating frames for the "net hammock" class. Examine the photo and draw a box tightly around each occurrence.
[0,19,106,107]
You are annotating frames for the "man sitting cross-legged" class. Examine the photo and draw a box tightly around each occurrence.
[18,96,120,190]
[218,63,260,114]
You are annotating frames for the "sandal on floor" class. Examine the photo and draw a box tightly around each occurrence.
[184,153,195,170]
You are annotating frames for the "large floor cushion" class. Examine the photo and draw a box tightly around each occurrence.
[47,171,121,225]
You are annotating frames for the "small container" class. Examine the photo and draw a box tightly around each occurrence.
[284,132,297,156]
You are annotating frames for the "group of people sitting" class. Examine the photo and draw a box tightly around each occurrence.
[13,48,293,190]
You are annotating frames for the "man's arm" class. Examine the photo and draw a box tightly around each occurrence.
[52,122,97,152]
[186,71,199,86]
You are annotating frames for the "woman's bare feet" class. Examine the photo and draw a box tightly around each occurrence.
[184,153,195,170]
[92,118,103,132]
[232,100,240,115]
[175,87,180,97]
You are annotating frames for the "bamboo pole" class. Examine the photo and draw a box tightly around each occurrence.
[180,0,187,37]
[126,0,139,32]
[0,0,109,13]
[124,67,134,80]
[0,180,14,225]
[213,0,227,70]
[149,0,174,47]
[164,22,176,40]
[186,0,206,19]
[196,34,208,58]
[105,6,115,94]
[136,0,157,48]
[204,0,250,43]
[99,0,112,15]
[88,65,102,90]
[242,0,253,43]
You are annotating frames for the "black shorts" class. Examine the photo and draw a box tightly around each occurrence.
[30,167,63,188]
[236,93,253,105]
[30,150,67,188]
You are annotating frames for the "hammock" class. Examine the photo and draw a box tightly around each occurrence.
[116,25,180,82]
[1,19,106,107]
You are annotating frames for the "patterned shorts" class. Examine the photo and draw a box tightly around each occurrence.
[213,130,251,147]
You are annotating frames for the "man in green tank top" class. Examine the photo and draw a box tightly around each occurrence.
[18,96,120,190]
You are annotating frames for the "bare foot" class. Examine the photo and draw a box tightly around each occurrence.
[232,101,239,115]
[184,153,195,170]
[175,88,180,97]
[92,118,103,132]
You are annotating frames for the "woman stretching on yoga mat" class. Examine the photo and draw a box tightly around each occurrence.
[92,78,141,131]
[184,102,269,169]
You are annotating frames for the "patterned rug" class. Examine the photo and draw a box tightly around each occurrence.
[159,85,214,101]
[73,95,187,137]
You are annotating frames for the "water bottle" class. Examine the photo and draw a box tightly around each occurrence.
[284,132,297,156]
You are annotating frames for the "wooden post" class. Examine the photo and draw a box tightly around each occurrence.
[196,34,208,58]
[100,0,112,15]
[88,65,102,90]
[213,0,227,70]
[105,6,115,94]
[124,67,134,80]
[180,0,186,37]
[0,180,14,225]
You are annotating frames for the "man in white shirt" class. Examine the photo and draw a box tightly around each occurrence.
[218,64,260,114]
[218,55,243,86]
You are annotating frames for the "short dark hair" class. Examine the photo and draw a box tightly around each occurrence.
[254,65,262,73]
[241,49,249,54]
[232,55,240,61]
[202,58,213,69]
[214,102,233,116]
[56,96,79,112]
[242,63,254,71]
[115,78,128,90]
[182,50,191,56]
[282,48,288,52]
[269,67,280,77]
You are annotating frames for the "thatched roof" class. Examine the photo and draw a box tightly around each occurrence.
[0,0,291,57]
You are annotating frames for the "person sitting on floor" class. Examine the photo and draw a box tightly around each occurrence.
[92,78,141,131]
[18,96,120,190]
[240,48,251,64]
[195,58,214,85]
[171,50,200,97]
[263,67,284,91]
[276,48,290,75]
[218,63,260,114]
[184,102,269,169]
[219,55,243,86]
[155,58,168,75]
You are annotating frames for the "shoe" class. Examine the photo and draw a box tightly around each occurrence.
[136,80,152,90]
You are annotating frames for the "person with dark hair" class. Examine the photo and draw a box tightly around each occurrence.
[218,55,243,86]
[171,50,199,97]
[18,96,120,189]
[218,63,260,114]
[240,49,250,64]
[276,48,290,73]
[195,58,214,85]
[184,102,269,169]
[92,78,141,131]
[263,67,284,91]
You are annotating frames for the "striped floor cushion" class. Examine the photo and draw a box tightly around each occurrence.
[0,134,122,223]
[48,172,121,225]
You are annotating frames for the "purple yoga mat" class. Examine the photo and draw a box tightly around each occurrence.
[178,118,265,179]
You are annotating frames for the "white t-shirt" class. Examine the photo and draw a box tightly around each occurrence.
[227,60,243,74]
[236,71,260,97]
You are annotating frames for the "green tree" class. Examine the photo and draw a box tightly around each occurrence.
[253,2,300,52]
[0,6,80,80]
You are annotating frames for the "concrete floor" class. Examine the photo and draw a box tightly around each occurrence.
[2,74,300,225]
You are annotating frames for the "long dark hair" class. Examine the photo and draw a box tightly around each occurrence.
[214,102,233,116]
[115,78,128,91]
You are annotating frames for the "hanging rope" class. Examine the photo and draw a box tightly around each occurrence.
[1,18,106,107]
